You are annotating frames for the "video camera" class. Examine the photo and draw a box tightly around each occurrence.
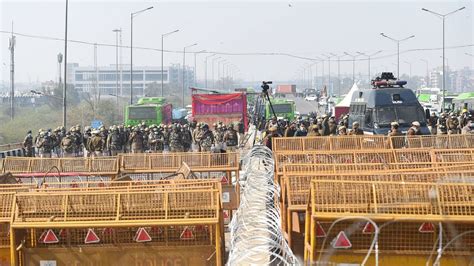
[261,81,272,95]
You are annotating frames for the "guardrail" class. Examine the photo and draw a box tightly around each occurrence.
[0,143,22,152]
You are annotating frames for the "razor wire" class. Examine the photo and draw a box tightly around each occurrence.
[227,145,298,265]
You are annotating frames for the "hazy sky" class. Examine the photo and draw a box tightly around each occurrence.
[1,0,473,84]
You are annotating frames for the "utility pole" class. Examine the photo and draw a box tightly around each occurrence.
[422,6,465,112]
[119,28,123,96]
[330,53,345,97]
[94,43,99,103]
[380,33,415,79]
[8,22,15,120]
[194,50,206,86]
[63,0,68,128]
[183,43,197,107]
[204,54,216,88]
[113,29,121,122]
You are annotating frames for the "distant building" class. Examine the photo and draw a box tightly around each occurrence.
[68,64,194,97]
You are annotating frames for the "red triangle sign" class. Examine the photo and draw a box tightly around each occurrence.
[331,231,352,249]
[38,230,47,243]
[180,227,195,240]
[316,222,326,238]
[419,222,435,233]
[220,176,229,184]
[84,229,100,244]
[43,229,59,244]
[135,227,152,242]
[362,222,375,234]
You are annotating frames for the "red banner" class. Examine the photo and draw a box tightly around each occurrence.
[192,93,247,130]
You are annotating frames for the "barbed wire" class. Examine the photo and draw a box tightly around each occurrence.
[227,145,298,265]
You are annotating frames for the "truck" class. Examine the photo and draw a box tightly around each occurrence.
[191,92,248,130]
[348,73,429,135]
[275,85,296,97]
[124,97,172,126]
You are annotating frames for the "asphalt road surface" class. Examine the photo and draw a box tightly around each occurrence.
[286,96,325,116]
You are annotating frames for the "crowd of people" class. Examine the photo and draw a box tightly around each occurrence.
[261,110,474,150]
[22,120,246,158]
[22,110,473,157]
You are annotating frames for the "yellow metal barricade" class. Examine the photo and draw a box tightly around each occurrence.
[304,180,474,264]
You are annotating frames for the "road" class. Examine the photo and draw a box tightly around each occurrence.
[286,96,325,116]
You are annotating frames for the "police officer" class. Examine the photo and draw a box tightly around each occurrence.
[224,124,239,152]
[169,124,183,152]
[388,122,403,137]
[348,122,364,135]
[61,132,75,158]
[264,126,280,151]
[447,114,460,134]
[337,126,347,136]
[461,119,474,134]
[88,130,103,157]
[199,124,214,152]
[192,123,202,152]
[36,131,52,158]
[407,121,422,136]
[284,123,297,137]
[294,123,308,137]
[23,130,34,157]
[129,127,144,153]
[427,112,438,135]
[107,126,123,156]
[182,124,193,152]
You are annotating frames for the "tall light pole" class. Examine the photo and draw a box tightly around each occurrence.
[422,6,465,112]
[63,0,68,127]
[161,29,179,96]
[183,43,198,107]
[113,28,121,120]
[322,54,335,96]
[217,59,226,88]
[130,6,153,105]
[380,33,415,79]
[204,54,216,88]
[420,59,429,87]
[211,56,221,89]
[344,52,360,86]
[193,50,206,86]
[8,23,15,121]
[356,50,382,83]
[403,61,412,79]
[330,53,345,96]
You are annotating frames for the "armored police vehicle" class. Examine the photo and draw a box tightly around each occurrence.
[348,73,429,135]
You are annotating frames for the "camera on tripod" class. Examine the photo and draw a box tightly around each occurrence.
[261,81,272,95]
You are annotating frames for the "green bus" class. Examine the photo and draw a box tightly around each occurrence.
[124,97,172,126]
[265,98,296,121]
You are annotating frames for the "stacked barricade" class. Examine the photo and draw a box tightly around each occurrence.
[3,179,225,265]
[272,134,474,152]
[304,180,474,265]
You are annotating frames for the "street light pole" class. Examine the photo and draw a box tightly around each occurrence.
[380,33,415,79]
[422,6,465,112]
[183,43,198,107]
[357,50,382,83]
[420,59,429,87]
[130,6,153,105]
[330,53,345,96]
[344,52,360,86]
[403,61,412,79]
[113,29,121,121]
[161,29,179,96]
[204,54,216,88]
[211,56,221,89]
[322,54,335,96]
[63,0,68,127]
[193,50,206,86]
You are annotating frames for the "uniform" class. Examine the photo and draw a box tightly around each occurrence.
[224,127,239,152]
[23,132,34,157]
[88,133,104,157]
[107,129,123,156]
[169,128,183,152]
[36,134,52,158]
[129,130,144,153]
[199,128,214,152]
[61,134,75,157]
